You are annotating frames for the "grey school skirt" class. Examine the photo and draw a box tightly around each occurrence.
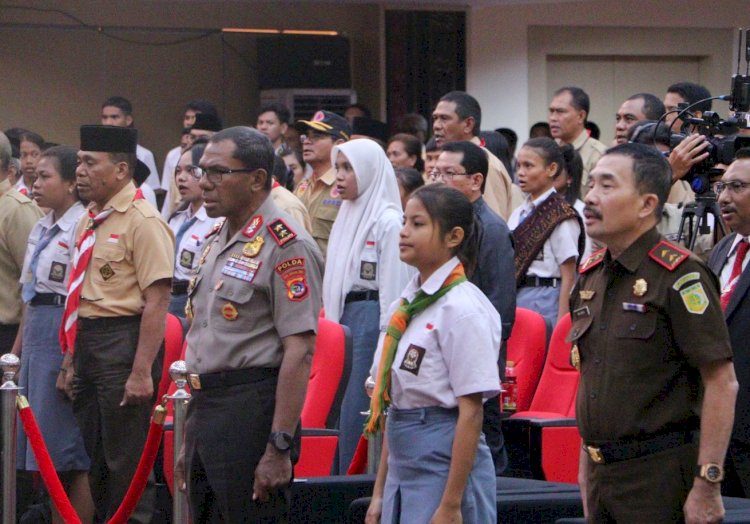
[382,406,497,524]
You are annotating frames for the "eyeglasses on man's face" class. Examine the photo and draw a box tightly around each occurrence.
[193,165,258,185]
[713,180,750,195]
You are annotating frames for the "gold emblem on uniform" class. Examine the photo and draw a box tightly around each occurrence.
[579,290,595,301]
[99,263,115,281]
[242,236,264,258]
[633,278,648,297]
[221,302,238,321]
[570,344,581,371]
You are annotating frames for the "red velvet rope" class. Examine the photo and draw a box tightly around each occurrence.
[17,400,82,524]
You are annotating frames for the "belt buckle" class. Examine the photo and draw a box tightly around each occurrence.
[188,374,202,390]
[585,445,605,464]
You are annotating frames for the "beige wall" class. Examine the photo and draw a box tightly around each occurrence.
[1,1,381,175]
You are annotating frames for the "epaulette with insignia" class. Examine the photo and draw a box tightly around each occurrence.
[578,248,606,274]
[268,219,296,247]
[648,240,689,272]
[204,219,225,239]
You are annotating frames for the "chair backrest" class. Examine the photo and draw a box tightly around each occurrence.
[156,313,188,406]
[506,308,547,412]
[301,317,353,429]
[527,313,579,417]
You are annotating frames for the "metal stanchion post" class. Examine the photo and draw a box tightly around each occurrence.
[0,354,21,524]
[363,376,382,475]
[167,361,191,524]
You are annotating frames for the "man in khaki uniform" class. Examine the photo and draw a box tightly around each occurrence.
[177,127,323,521]
[0,131,42,351]
[432,91,518,220]
[548,86,607,194]
[293,110,350,257]
[61,125,174,523]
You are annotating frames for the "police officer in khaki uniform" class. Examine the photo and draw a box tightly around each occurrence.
[60,125,175,523]
[571,143,737,523]
[177,127,323,522]
[293,110,350,257]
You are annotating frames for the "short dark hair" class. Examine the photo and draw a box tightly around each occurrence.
[523,137,563,178]
[108,152,137,176]
[388,133,424,172]
[560,144,583,204]
[604,142,672,218]
[258,102,291,125]
[585,121,600,140]
[495,127,518,150]
[279,144,305,170]
[102,96,133,116]
[345,103,372,119]
[628,120,671,148]
[529,121,552,138]
[554,86,590,116]
[185,100,218,116]
[441,140,489,193]
[210,126,275,191]
[185,136,210,166]
[734,147,750,160]
[627,93,666,121]
[439,91,482,136]
[395,113,429,137]
[41,145,78,183]
[667,82,712,113]
[394,167,425,196]
[19,131,45,150]
[425,137,440,153]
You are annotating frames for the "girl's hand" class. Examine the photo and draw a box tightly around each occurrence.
[365,496,383,524]
[430,503,462,524]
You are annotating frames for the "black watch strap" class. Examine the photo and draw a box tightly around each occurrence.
[269,431,293,452]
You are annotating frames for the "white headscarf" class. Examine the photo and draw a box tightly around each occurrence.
[323,138,403,322]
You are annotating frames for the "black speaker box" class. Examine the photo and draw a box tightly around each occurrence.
[257,35,351,90]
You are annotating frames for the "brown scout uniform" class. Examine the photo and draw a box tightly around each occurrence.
[294,167,341,258]
[569,227,733,522]
[570,129,607,196]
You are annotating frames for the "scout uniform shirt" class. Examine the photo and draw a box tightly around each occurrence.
[185,197,323,374]
[568,227,732,443]
[271,183,313,234]
[77,182,175,318]
[569,129,607,196]
[168,205,219,282]
[294,168,341,257]
[471,136,515,220]
[0,179,43,324]
[20,202,86,298]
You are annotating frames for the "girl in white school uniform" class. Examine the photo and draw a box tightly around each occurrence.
[12,146,94,523]
[365,184,500,524]
[323,138,410,473]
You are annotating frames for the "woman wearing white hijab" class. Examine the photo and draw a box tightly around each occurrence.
[324,138,410,473]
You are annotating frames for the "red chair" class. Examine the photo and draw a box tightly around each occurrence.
[506,307,547,412]
[503,313,582,483]
[295,317,352,477]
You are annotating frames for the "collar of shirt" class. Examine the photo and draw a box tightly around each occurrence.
[607,227,661,274]
[0,179,10,197]
[175,204,210,223]
[519,187,556,217]
[403,256,461,300]
[15,179,30,193]
[570,129,590,150]
[319,167,336,187]
[219,195,277,248]
[39,201,85,233]
[728,234,749,258]
[89,181,137,215]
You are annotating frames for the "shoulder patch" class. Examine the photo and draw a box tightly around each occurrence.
[268,219,297,247]
[648,240,689,271]
[579,248,606,274]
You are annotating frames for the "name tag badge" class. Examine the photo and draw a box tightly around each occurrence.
[622,302,647,313]
[572,305,590,320]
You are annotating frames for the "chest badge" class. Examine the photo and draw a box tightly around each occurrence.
[99,263,115,281]
[570,344,581,371]
[633,278,648,297]
[242,236,264,258]
[399,344,426,376]
[579,290,595,301]
[221,302,239,321]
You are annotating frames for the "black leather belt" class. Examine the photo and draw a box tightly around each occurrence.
[345,290,379,304]
[171,279,190,295]
[583,430,698,465]
[30,293,66,306]
[189,367,279,391]
[518,276,560,288]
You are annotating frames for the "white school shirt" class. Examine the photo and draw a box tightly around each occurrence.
[507,188,581,279]
[371,257,501,410]
[19,202,86,297]
[168,205,220,281]
[720,235,750,290]
[160,145,182,220]
[15,179,31,197]
[137,144,161,189]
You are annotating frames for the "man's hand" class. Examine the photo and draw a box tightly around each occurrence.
[56,367,75,401]
[174,441,187,492]
[252,447,292,503]
[120,369,154,406]
[668,134,710,182]
[684,480,725,524]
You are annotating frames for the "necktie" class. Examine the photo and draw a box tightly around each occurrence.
[21,224,61,303]
[721,239,749,311]
[60,189,143,354]
[174,216,198,253]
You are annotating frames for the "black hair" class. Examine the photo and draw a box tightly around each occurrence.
[345,103,372,119]
[495,127,518,150]
[258,102,291,125]
[439,91,482,136]
[279,144,306,170]
[409,184,479,276]
[627,120,671,148]
[395,113,428,138]
[102,96,133,116]
[554,86,590,116]
[19,131,45,150]
[604,143,672,218]
[210,126,275,191]
[585,121,600,140]
[388,133,425,172]
[441,140,489,193]
[627,93,666,121]
[108,152,137,177]
[734,147,750,160]
[394,167,424,197]
[479,130,512,176]
[185,136,210,166]
[522,137,563,178]
[41,145,77,183]
[185,100,218,116]
[529,122,552,138]
[559,144,583,204]
[272,154,294,190]
[425,136,440,153]
[667,82,712,113]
